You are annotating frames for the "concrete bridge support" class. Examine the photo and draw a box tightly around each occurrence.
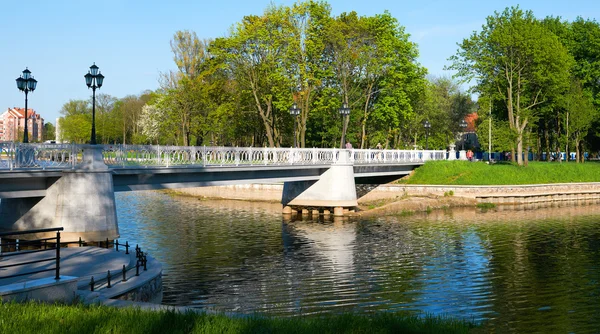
[0,148,118,242]
[281,151,357,216]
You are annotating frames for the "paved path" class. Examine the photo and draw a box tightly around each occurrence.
[0,246,133,286]
[1,245,163,308]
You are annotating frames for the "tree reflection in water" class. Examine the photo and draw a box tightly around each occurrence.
[116,191,600,332]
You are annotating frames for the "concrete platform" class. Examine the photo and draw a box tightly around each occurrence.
[0,247,132,286]
[0,246,162,304]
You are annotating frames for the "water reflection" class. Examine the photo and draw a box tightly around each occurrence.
[116,191,600,332]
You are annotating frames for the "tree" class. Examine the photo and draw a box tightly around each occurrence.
[58,99,91,143]
[563,79,597,162]
[43,123,56,141]
[449,7,573,165]
[213,5,293,147]
[286,1,331,148]
[58,114,90,143]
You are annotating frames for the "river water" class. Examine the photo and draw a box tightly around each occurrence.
[116,191,600,332]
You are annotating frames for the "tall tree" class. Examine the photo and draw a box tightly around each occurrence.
[286,1,331,147]
[213,5,293,147]
[449,7,572,165]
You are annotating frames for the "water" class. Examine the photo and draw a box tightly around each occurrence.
[116,191,600,332]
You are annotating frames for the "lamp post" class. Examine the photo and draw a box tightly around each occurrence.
[289,102,301,148]
[459,119,468,151]
[488,102,492,161]
[15,68,38,143]
[84,63,105,145]
[339,102,350,148]
[423,120,431,150]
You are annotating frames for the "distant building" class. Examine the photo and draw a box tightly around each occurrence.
[0,107,44,142]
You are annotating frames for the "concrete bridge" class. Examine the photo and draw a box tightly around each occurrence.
[0,143,449,242]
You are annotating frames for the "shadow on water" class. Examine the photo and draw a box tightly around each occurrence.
[116,191,600,332]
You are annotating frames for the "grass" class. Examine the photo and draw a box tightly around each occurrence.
[399,160,600,185]
[0,301,476,334]
[476,202,496,210]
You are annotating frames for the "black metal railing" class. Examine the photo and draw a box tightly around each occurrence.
[0,227,63,281]
[86,241,148,292]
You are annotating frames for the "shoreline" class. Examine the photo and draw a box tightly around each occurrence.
[164,182,600,215]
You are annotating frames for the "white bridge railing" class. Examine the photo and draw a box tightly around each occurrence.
[0,143,447,170]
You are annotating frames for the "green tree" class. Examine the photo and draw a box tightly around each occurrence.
[449,7,573,165]
[43,123,56,141]
[286,1,331,148]
[562,79,597,162]
[213,5,293,147]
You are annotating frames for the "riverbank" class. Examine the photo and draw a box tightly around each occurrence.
[402,160,600,185]
[167,180,600,216]
[0,301,476,333]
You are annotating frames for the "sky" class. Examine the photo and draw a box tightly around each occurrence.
[2,0,600,124]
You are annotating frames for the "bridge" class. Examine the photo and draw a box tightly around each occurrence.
[0,143,449,242]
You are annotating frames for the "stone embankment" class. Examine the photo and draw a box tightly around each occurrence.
[170,182,600,208]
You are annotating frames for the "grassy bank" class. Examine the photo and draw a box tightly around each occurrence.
[0,302,476,334]
[401,160,600,185]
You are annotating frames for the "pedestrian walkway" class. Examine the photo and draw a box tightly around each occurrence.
[0,247,133,286]
[1,246,161,304]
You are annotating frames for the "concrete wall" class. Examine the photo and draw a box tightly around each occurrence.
[170,182,600,206]
[8,171,119,242]
[0,276,78,303]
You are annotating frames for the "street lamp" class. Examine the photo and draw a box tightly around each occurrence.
[15,68,38,143]
[459,119,468,150]
[84,63,105,145]
[423,120,431,150]
[289,102,301,148]
[488,103,492,161]
[339,102,350,148]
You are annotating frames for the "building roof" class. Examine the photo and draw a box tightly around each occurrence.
[3,107,41,120]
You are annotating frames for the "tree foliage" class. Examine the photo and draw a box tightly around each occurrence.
[449,6,573,165]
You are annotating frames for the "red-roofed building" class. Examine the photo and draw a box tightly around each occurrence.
[0,107,44,142]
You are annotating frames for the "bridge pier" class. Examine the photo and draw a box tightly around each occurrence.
[281,150,357,216]
[2,147,118,242]
[0,197,42,228]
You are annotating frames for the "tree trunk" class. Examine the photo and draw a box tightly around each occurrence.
[544,123,550,161]
[575,138,581,163]
[516,135,523,166]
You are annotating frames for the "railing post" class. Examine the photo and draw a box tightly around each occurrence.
[122,265,126,282]
[235,148,240,166]
[107,270,112,288]
[55,231,61,280]
[117,144,127,167]
[203,145,207,167]
[156,145,161,166]
[312,147,317,164]
[136,261,140,276]
[263,147,268,165]
[125,241,129,254]
[8,142,13,170]
[90,276,95,291]
[115,239,119,252]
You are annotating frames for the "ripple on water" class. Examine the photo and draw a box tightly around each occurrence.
[116,191,600,332]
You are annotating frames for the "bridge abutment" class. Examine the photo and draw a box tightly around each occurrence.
[3,147,119,242]
[0,197,42,229]
[282,151,357,216]
[9,170,119,242]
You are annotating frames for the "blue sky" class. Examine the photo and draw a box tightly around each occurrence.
[2,0,599,124]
